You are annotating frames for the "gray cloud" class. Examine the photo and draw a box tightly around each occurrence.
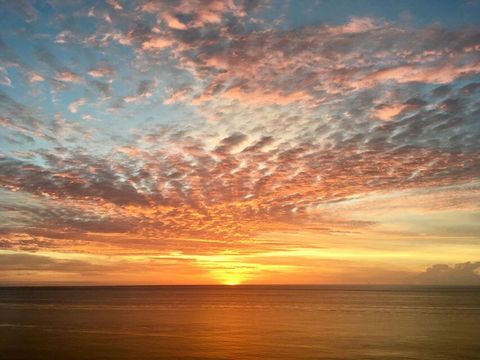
[0,253,106,274]
[415,262,480,285]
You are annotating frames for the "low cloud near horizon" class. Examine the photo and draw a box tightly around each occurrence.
[1,252,479,286]
[414,262,480,285]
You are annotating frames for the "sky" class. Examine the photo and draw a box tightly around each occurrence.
[0,0,479,286]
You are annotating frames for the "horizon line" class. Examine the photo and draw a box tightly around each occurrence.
[2,283,480,288]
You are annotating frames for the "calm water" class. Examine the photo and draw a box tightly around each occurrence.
[0,286,479,359]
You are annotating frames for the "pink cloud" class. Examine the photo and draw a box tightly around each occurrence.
[193,87,311,106]
[55,71,83,84]
[327,17,380,34]
[141,37,173,51]
[87,66,115,78]
[106,0,123,11]
[68,98,86,113]
[357,61,480,88]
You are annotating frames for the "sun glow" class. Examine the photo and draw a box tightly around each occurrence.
[215,271,249,286]
[225,280,240,286]
[221,274,245,286]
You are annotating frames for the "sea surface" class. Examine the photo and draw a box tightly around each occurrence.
[0,285,479,359]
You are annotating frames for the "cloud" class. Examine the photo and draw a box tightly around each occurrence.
[355,61,480,88]
[0,252,107,274]
[106,0,123,11]
[68,98,86,113]
[1,122,478,254]
[415,262,480,285]
[140,0,246,29]
[214,132,248,154]
[0,67,11,86]
[55,70,83,84]
[141,37,173,51]
[327,17,380,34]
[151,17,480,113]
[372,103,407,121]
[26,71,45,83]
[0,1,479,272]
[87,65,115,79]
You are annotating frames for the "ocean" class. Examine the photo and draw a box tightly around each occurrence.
[0,285,479,359]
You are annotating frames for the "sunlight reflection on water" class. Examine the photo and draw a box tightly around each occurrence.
[1,286,479,359]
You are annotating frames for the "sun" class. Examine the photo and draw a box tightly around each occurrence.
[207,260,254,285]
[220,273,245,286]
[224,280,240,286]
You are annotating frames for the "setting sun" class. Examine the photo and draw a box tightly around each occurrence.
[215,271,248,286]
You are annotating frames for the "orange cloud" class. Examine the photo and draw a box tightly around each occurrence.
[372,104,407,121]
